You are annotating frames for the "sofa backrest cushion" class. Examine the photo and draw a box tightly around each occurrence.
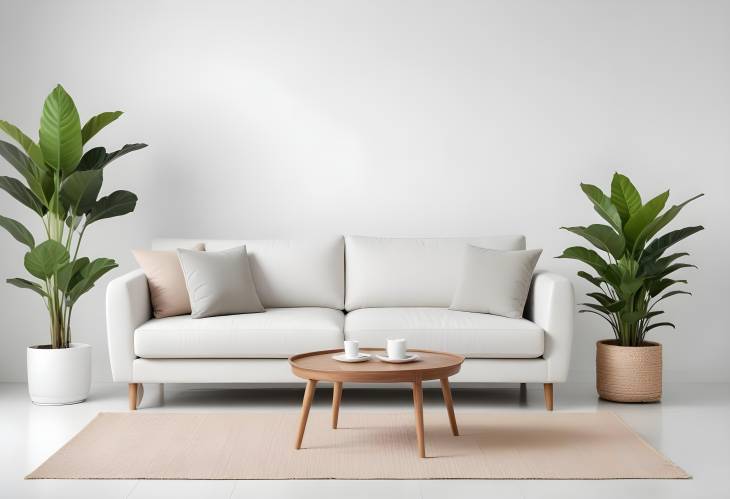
[344,235,526,311]
[152,237,344,309]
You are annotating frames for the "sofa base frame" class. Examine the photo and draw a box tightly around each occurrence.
[127,381,555,411]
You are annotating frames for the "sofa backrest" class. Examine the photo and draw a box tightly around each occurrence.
[152,237,345,309]
[344,235,526,311]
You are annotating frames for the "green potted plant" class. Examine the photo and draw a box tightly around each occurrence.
[559,173,703,402]
[0,84,146,404]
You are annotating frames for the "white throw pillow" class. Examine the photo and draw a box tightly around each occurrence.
[177,246,264,318]
[449,245,542,318]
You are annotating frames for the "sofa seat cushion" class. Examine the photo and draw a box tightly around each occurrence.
[344,307,543,359]
[135,307,344,359]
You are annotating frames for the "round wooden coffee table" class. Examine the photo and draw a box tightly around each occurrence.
[289,348,465,458]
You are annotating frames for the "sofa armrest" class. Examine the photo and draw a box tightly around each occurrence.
[106,269,151,382]
[524,270,574,382]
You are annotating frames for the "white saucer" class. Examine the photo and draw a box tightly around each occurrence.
[332,353,372,363]
[376,353,420,364]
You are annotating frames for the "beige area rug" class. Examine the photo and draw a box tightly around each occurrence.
[27,411,688,480]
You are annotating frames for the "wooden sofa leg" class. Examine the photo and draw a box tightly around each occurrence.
[544,383,554,411]
[129,383,138,411]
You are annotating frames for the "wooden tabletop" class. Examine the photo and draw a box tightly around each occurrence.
[289,348,464,383]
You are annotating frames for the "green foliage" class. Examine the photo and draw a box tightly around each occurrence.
[0,140,53,204]
[561,225,624,259]
[24,240,69,279]
[60,170,103,216]
[610,173,642,224]
[85,190,138,225]
[0,214,35,249]
[0,84,146,348]
[66,257,118,305]
[559,173,703,346]
[77,143,148,171]
[81,111,122,145]
[0,176,47,215]
[7,277,48,297]
[580,183,622,232]
[0,120,45,168]
[39,85,83,173]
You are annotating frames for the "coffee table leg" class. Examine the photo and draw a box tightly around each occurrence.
[440,377,459,436]
[295,379,317,449]
[412,379,426,458]
[332,381,342,429]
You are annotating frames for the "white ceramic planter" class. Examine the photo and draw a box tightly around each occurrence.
[27,343,91,405]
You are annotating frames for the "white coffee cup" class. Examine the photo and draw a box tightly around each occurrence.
[386,338,407,359]
[344,340,360,359]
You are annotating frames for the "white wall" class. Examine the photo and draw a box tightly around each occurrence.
[0,0,728,383]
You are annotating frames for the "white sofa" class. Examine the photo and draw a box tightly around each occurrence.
[107,235,573,410]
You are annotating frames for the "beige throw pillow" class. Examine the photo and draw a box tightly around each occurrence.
[133,243,205,318]
[449,245,542,319]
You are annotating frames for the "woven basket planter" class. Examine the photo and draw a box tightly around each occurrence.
[596,340,662,403]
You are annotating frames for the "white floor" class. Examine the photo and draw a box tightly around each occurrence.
[1,382,728,499]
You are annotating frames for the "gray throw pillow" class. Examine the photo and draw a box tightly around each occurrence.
[449,245,542,318]
[177,246,264,318]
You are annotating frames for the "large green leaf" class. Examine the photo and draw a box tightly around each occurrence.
[0,120,45,168]
[580,183,622,232]
[0,141,50,204]
[581,302,611,314]
[610,173,642,224]
[81,111,122,145]
[632,194,704,255]
[586,292,613,305]
[0,214,34,248]
[76,143,147,171]
[561,224,625,260]
[655,263,697,279]
[579,309,617,329]
[605,300,626,313]
[76,147,107,171]
[6,277,48,297]
[648,278,686,297]
[644,322,675,333]
[0,140,37,182]
[586,293,625,312]
[644,310,665,321]
[619,276,645,296]
[103,143,147,166]
[652,290,691,306]
[0,176,46,215]
[66,257,117,304]
[639,252,689,276]
[60,170,103,216]
[56,257,89,293]
[83,257,117,281]
[23,240,69,279]
[39,85,82,173]
[85,190,137,225]
[577,270,604,289]
[557,246,609,274]
[601,264,623,288]
[623,190,669,248]
[642,226,704,262]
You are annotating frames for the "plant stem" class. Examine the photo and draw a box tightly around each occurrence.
[72,223,86,261]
